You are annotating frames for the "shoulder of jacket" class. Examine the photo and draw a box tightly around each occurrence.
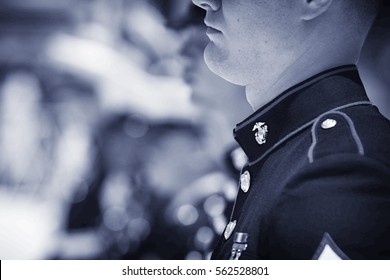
[307,110,367,163]
[307,106,390,167]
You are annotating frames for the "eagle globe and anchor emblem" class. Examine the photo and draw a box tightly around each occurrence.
[252,122,268,145]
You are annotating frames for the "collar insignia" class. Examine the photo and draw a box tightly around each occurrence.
[252,122,268,145]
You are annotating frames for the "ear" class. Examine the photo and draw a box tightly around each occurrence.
[301,0,333,21]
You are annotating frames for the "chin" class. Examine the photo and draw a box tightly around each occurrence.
[204,42,246,86]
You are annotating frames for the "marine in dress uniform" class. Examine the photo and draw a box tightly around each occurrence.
[211,65,390,260]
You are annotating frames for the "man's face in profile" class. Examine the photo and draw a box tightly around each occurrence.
[193,0,300,87]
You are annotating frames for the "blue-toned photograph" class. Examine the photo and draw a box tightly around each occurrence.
[0,0,389,261]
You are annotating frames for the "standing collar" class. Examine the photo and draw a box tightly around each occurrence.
[234,65,370,164]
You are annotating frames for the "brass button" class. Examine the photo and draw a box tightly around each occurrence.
[240,170,251,193]
[321,119,337,129]
[224,220,237,240]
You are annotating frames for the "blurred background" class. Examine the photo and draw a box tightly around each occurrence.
[0,0,388,260]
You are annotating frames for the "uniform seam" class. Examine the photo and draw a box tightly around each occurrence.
[307,102,370,163]
[333,111,365,155]
[308,111,365,163]
[308,117,320,163]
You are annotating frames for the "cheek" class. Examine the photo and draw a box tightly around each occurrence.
[229,17,298,67]
[226,1,294,47]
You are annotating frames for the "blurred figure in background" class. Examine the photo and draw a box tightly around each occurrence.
[0,1,88,259]
[0,0,194,259]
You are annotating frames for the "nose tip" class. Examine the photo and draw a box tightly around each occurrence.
[192,0,219,12]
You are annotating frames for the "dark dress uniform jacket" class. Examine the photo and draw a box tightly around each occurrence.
[211,65,390,260]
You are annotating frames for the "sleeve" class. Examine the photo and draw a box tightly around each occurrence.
[268,153,390,260]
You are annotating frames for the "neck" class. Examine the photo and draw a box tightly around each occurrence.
[246,40,360,111]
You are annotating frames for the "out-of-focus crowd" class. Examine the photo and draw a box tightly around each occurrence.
[0,0,252,260]
[0,0,388,260]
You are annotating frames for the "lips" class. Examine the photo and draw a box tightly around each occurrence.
[206,26,222,36]
[204,17,222,34]
[204,20,223,38]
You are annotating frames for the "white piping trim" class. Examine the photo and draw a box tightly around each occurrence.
[308,106,367,163]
